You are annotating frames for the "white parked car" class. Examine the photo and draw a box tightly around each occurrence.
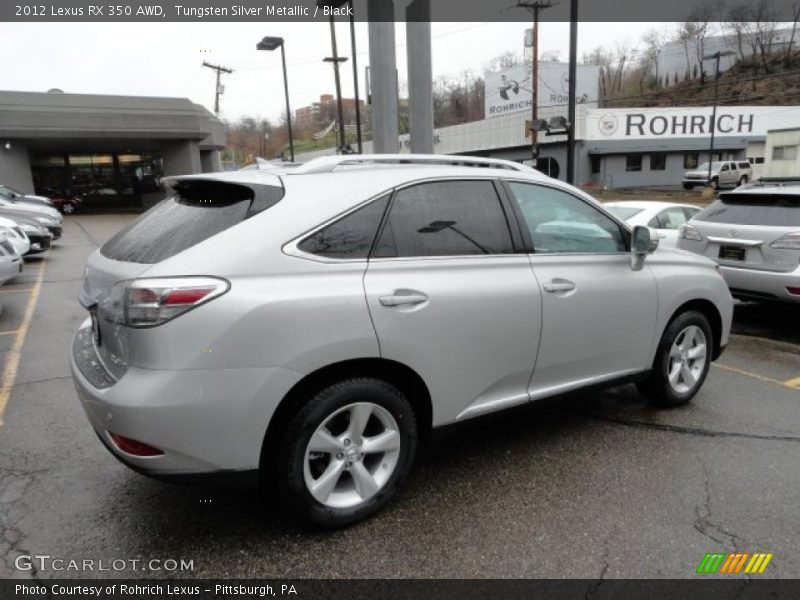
[605,201,703,248]
[0,230,23,285]
[0,216,30,256]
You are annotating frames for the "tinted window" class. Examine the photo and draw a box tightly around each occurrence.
[696,195,800,226]
[509,183,626,254]
[298,195,389,259]
[101,180,283,264]
[374,181,512,258]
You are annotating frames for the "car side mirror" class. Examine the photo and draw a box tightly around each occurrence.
[631,225,658,270]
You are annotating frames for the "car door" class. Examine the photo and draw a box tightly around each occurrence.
[363,179,542,425]
[720,163,736,186]
[503,181,658,399]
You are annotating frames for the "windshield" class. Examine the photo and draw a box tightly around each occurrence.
[694,162,724,172]
[696,194,800,227]
[605,206,643,220]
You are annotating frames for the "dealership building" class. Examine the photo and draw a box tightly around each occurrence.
[0,90,225,206]
[297,104,800,188]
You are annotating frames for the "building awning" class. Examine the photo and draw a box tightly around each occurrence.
[586,137,756,155]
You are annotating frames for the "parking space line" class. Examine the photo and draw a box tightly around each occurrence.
[0,288,33,294]
[0,262,46,427]
[784,377,800,389]
[713,363,799,390]
[0,330,20,336]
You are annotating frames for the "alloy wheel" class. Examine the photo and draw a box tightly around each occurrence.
[303,402,401,509]
[667,325,708,394]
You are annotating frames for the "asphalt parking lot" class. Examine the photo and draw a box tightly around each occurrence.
[0,214,799,579]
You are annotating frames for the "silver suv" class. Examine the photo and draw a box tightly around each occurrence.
[678,183,800,303]
[683,160,752,190]
[71,155,733,527]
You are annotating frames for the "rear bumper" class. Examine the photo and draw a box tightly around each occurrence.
[720,264,800,303]
[70,318,304,477]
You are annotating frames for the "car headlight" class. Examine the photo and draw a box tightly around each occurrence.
[20,223,46,234]
[34,216,56,226]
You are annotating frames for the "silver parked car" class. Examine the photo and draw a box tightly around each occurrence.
[71,155,733,527]
[678,183,800,303]
[682,160,752,190]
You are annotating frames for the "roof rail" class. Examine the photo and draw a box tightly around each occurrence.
[289,154,535,175]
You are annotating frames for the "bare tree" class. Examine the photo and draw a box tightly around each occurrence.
[676,6,716,85]
[540,49,561,62]
[786,2,800,66]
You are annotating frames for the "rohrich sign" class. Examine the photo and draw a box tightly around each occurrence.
[485,63,599,119]
[586,106,800,140]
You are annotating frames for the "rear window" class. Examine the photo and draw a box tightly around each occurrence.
[100,180,283,264]
[605,206,643,220]
[696,194,800,227]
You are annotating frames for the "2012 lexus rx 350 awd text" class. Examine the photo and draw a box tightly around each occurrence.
[71,155,733,527]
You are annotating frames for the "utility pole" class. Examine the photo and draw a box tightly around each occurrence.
[566,0,577,184]
[325,17,348,154]
[202,61,233,116]
[703,49,734,186]
[348,0,363,153]
[517,1,555,165]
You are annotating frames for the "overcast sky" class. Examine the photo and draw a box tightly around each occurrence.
[0,21,672,122]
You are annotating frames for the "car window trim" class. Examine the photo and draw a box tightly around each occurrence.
[283,190,394,264]
[368,176,521,261]
[500,178,632,256]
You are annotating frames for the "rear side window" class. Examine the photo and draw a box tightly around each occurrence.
[101,180,283,264]
[373,180,513,258]
[696,194,800,227]
[298,194,389,259]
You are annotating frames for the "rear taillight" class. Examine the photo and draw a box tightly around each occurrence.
[787,287,800,296]
[102,277,229,327]
[769,232,800,250]
[679,224,703,241]
[108,431,163,457]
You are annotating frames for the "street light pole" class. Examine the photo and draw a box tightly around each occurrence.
[348,0,363,153]
[703,49,734,187]
[256,36,295,162]
[566,0,578,184]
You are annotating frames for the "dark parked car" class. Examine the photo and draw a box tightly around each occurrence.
[35,187,83,214]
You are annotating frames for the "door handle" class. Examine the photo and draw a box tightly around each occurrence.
[379,293,428,307]
[543,280,576,293]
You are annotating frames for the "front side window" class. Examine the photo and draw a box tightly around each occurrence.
[374,181,513,258]
[298,194,389,259]
[508,182,627,254]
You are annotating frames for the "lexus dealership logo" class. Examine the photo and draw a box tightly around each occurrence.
[599,114,619,136]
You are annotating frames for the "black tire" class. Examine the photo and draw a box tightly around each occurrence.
[738,175,748,187]
[275,377,417,528]
[711,177,719,190]
[637,310,713,408]
[682,183,693,190]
